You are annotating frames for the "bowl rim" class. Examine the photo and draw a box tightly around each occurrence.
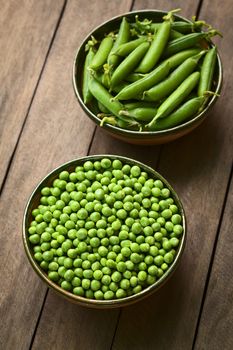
[23,154,186,308]
[72,9,223,139]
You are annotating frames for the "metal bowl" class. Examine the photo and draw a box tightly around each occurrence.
[23,155,186,308]
[73,10,222,145]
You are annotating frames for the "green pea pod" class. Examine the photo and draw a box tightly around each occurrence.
[98,101,110,114]
[125,72,146,83]
[110,42,150,88]
[82,48,95,104]
[148,19,207,35]
[172,19,208,34]
[111,81,129,94]
[198,47,217,97]
[144,51,205,102]
[116,118,142,130]
[161,48,201,69]
[150,96,205,131]
[149,25,184,39]
[125,101,158,109]
[89,36,114,70]
[108,17,130,68]
[114,61,170,100]
[147,71,200,128]
[163,30,218,57]
[136,9,180,73]
[170,29,184,40]
[119,107,157,122]
[88,77,133,124]
[113,36,147,56]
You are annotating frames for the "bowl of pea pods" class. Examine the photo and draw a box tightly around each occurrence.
[73,9,222,145]
[23,155,186,308]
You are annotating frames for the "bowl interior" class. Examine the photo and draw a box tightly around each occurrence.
[23,155,186,308]
[73,10,222,141]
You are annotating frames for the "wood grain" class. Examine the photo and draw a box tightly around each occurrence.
[110,0,233,349]
[194,172,233,350]
[0,0,65,188]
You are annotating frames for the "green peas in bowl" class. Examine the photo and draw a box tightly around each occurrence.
[23,155,186,308]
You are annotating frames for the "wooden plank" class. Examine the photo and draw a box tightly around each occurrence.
[110,0,233,349]
[0,0,131,349]
[32,292,119,350]
[0,0,65,188]
[194,171,233,350]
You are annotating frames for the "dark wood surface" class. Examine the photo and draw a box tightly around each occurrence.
[0,1,232,349]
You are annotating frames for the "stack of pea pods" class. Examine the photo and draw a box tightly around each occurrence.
[82,9,221,132]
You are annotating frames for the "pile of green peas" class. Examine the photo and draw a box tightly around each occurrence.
[82,9,221,132]
[28,158,183,300]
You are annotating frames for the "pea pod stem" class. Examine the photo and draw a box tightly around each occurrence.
[147,71,200,128]
[114,61,170,100]
[100,116,117,127]
[143,50,206,102]
[85,35,98,52]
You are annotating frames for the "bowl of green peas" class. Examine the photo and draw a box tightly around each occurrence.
[73,9,222,145]
[23,155,186,308]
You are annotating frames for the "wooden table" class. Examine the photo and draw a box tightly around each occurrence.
[0,1,232,349]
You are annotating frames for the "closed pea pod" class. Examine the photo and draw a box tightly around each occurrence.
[98,101,110,114]
[150,96,206,131]
[110,42,150,88]
[88,77,123,117]
[119,107,157,122]
[88,78,139,127]
[172,19,207,33]
[125,101,158,109]
[136,9,179,73]
[169,29,184,40]
[114,61,170,100]
[89,36,114,70]
[113,36,147,57]
[198,47,217,96]
[150,19,207,34]
[147,71,200,128]
[143,51,205,102]
[107,17,130,69]
[161,48,201,69]
[125,72,146,83]
[163,30,219,57]
[82,48,95,104]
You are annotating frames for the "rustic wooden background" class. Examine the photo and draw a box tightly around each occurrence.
[0,1,232,349]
